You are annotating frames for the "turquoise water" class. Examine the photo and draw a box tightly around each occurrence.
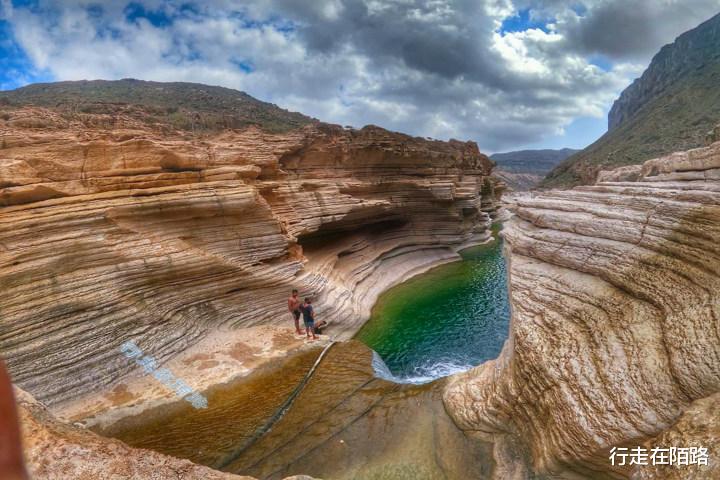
[356,227,510,382]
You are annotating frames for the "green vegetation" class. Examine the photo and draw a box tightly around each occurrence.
[0,79,314,133]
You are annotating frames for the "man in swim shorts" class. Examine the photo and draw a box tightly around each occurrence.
[288,289,303,335]
[301,297,318,340]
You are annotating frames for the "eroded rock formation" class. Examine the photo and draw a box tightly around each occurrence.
[445,140,720,478]
[0,107,501,413]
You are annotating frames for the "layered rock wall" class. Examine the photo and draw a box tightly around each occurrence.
[0,108,500,408]
[446,140,720,478]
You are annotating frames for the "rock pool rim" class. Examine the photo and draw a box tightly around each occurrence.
[370,350,475,385]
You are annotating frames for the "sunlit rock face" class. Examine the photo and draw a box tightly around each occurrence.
[445,140,720,479]
[0,108,501,408]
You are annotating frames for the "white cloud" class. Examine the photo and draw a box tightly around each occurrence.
[3,0,718,151]
[0,0,13,20]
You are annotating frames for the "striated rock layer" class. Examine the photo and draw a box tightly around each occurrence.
[445,139,720,478]
[0,107,501,409]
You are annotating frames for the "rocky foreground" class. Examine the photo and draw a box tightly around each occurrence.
[14,387,255,480]
[446,136,720,478]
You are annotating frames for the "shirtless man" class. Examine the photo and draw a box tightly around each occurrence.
[288,289,304,335]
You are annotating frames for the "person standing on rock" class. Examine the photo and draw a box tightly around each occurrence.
[288,289,304,335]
[301,298,318,341]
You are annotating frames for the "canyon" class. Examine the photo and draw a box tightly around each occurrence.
[0,98,503,478]
[2,84,719,479]
[0,105,501,409]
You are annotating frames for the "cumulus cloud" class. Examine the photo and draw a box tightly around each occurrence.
[556,0,720,61]
[2,0,719,151]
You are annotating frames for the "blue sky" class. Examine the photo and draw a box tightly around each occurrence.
[1,0,718,152]
[0,17,49,89]
[500,8,550,34]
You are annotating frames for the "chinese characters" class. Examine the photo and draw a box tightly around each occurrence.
[610,446,709,467]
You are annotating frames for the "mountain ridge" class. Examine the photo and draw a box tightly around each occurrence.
[542,11,720,188]
[490,148,578,190]
[490,148,579,174]
[608,12,720,131]
[0,78,315,134]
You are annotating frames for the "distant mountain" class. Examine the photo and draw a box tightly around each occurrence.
[542,12,720,188]
[490,148,579,190]
[0,79,314,133]
[491,148,579,174]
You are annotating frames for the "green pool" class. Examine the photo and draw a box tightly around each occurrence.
[356,226,510,382]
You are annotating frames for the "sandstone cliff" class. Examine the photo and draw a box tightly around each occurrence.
[446,138,720,478]
[0,104,500,413]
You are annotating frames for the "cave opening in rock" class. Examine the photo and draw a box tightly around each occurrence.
[295,215,409,250]
[355,223,510,383]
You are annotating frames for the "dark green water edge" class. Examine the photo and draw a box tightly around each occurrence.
[356,225,510,383]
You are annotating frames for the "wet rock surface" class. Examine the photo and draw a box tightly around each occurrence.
[99,341,495,480]
[16,387,255,480]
